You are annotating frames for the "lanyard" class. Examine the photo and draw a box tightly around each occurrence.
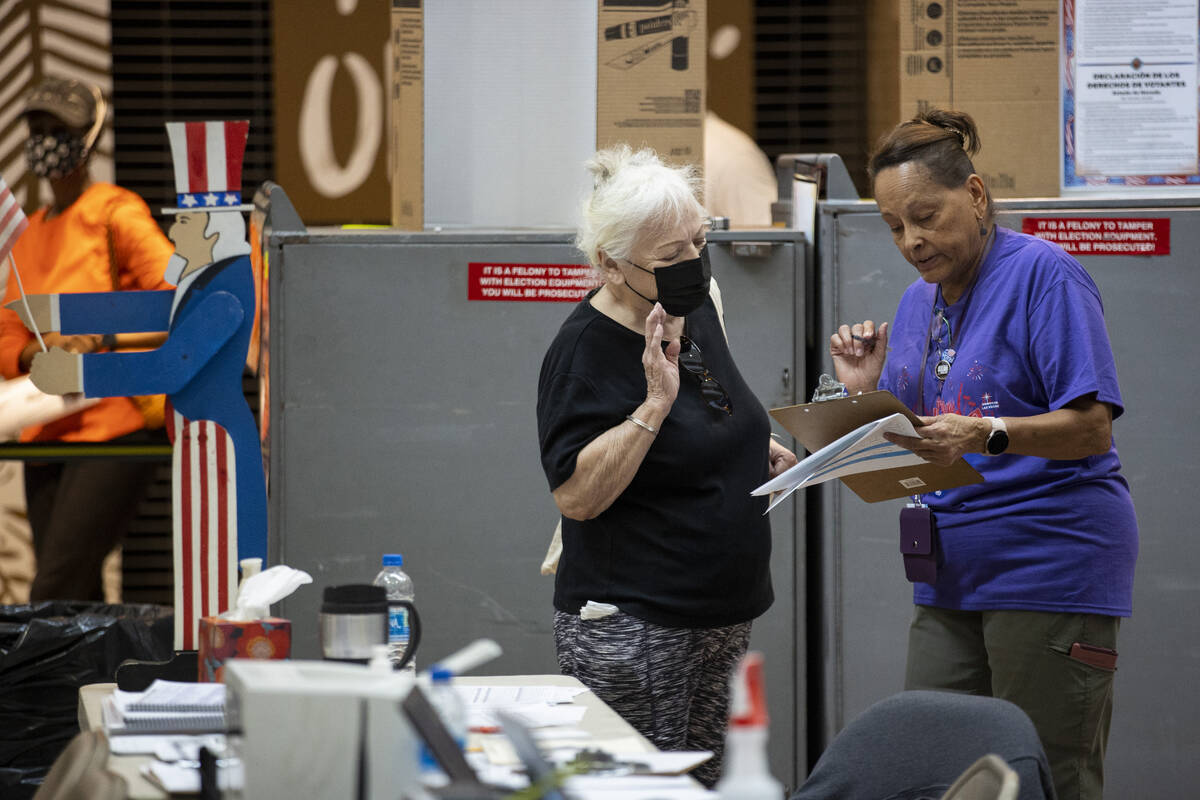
[917,289,970,415]
[916,229,994,414]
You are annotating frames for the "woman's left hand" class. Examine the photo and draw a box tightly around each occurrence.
[768,438,799,479]
[884,414,986,467]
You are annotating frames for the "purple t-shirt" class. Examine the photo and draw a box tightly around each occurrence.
[879,226,1138,615]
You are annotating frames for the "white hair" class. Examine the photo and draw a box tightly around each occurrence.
[204,211,251,262]
[575,145,705,270]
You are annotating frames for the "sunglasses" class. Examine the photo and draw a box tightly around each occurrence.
[677,335,733,415]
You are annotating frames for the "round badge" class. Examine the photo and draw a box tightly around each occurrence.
[935,359,951,380]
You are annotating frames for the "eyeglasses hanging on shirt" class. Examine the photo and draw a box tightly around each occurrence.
[677,334,733,415]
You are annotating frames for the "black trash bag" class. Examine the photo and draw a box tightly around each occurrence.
[0,602,172,799]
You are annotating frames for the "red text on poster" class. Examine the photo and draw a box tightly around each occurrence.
[468,263,598,302]
[1021,218,1170,255]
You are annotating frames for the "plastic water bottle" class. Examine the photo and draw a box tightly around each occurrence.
[419,665,468,781]
[372,554,415,674]
[430,666,467,748]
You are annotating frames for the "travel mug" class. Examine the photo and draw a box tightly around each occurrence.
[319,584,388,663]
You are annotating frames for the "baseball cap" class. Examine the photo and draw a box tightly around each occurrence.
[23,77,100,129]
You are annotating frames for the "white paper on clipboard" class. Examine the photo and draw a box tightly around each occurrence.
[752,412,926,512]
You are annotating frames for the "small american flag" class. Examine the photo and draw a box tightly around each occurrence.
[1,176,45,352]
[0,176,29,264]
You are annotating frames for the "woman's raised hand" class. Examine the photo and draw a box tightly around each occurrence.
[643,302,680,411]
[830,320,888,395]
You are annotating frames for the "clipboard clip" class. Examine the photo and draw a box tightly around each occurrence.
[810,373,848,403]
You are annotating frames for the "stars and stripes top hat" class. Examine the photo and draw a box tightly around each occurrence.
[163,120,254,214]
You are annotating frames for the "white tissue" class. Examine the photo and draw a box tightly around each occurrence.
[580,601,618,620]
[220,564,313,621]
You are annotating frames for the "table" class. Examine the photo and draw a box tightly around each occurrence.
[0,441,172,461]
[79,674,670,798]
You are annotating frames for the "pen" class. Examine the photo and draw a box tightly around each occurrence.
[850,333,876,353]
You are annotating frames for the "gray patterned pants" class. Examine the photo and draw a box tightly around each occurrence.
[553,608,752,788]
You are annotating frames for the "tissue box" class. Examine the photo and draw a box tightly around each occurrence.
[198,617,292,682]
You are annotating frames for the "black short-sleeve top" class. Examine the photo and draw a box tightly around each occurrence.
[536,290,774,628]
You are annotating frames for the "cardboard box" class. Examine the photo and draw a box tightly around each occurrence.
[390,0,424,231]
[389,1,706,229]
[897,0,1059,198]
[596,0,706,166]
[272,0,392,226]
[866,0,901,154]
[198,616,292,683]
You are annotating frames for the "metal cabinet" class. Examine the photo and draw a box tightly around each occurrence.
[266,228,810,784]
[815,198,1200,797]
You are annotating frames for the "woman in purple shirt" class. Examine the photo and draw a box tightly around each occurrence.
[831,110,1137,800]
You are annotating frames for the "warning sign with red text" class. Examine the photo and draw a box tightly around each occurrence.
[1021,218,1170,256]
[468,263,598,302]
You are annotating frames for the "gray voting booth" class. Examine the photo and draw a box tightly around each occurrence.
[264,223,810,784]
[814,197,1200,798]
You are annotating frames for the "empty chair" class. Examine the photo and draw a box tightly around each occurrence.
[791,691,1055,800]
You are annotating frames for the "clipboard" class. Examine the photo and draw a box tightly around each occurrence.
[770,390,983,503]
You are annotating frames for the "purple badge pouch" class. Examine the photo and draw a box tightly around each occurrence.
[900,505,939,583]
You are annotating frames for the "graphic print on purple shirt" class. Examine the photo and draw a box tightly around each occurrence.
[928,382,982,418]
[877,226,1137,616]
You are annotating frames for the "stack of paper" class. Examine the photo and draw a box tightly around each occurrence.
[753,412,927,511]
[456,683,588,732]
[101,680,226,735]
[461,683,714,798]
[764,391,985,503]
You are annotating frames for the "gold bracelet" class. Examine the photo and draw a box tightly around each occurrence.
[625,414,658,435]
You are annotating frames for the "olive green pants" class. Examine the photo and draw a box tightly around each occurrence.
[905,606,1120,800]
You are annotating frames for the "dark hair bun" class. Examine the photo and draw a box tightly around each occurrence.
[914,109,980,156]
[867,107,984,189]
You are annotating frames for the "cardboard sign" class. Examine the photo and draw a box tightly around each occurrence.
[467,263,597,302]
[1021,217,1171,255]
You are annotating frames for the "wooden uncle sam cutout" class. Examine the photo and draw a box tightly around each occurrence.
[7,121,266,650]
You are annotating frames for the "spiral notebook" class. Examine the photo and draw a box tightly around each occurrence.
[102,680,226,735]
[119,680,225,712]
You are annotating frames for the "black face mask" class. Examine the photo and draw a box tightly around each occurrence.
[26,131,87,180]
[625,246,711,317]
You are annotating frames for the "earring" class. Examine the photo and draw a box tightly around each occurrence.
[977,218,987,237]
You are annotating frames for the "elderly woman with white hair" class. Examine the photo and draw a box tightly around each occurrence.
[536,146,796,786]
